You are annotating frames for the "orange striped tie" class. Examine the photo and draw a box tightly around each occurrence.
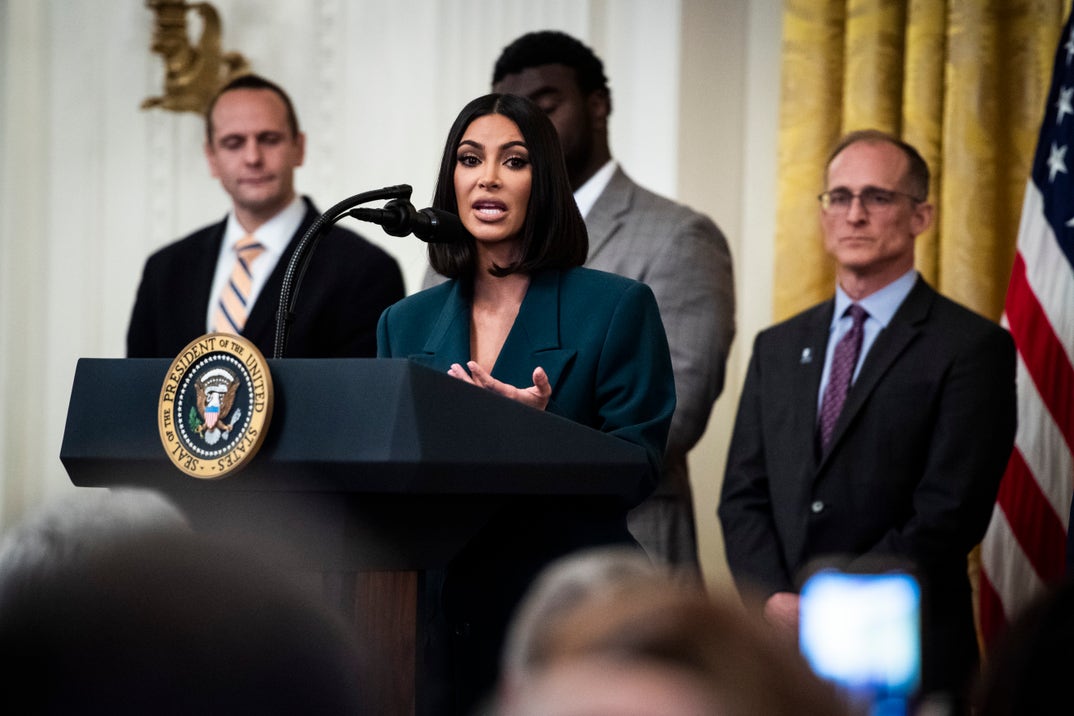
[213,234,265,335]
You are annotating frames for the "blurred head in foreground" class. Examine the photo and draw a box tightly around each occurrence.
[0,488,366,713]
[500,546,679,683]
[974,578,1074,716]
[495,546,843,715]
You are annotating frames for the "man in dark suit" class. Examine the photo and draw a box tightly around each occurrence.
[127,74,404,359]
[718,130,1016,701]
[482,31,735,572]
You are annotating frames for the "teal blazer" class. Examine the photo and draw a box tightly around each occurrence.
[377,266,675,502]
[379,267,675,707]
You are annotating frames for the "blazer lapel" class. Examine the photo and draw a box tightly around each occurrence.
[584,168,633,263]
[243,198,318,353]
[416,280,471,370]
[794,304,833,465]
[819,278,932,465]
[403,271,577,391]
[185,220,226,337]
[776,303,832,571]
[492,270,576,392]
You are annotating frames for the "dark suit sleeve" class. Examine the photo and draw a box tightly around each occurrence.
[126,243,212,359]
[718,332,796,597]
[857,325,1016,569]
[332,247,405,358]
[644,211,735,458]
[126,262,156,358]
[124,223,221,359]
[288,227,405,358]
[592,281,676,498]
[375,305,393,358]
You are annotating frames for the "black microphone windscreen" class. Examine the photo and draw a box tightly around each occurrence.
[416,208,471,244]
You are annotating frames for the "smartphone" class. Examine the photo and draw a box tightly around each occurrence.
[798,568,921,714]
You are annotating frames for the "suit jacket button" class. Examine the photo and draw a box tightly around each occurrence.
[811,500,824,514]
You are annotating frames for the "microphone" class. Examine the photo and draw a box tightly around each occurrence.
[348,199,470,243]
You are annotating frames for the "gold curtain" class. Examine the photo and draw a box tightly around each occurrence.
[775,0,1070,322]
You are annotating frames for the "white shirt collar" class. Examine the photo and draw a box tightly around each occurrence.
[207,195,306,332]
[573,160,618,219]
[221,194,305,256]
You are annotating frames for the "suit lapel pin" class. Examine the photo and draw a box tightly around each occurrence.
[800,347,813,364]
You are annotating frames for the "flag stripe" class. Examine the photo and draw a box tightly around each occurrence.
[1016,182,1074,366]
[1012,356,1074,528]
[995,447,1067,583]
[1005,254,1074,456]
[981,506,1045,631]
[978,568,1007,643]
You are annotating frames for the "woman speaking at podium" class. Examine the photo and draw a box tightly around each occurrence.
[376,93,674,711]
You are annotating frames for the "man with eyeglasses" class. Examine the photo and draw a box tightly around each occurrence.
[719,129,1016,705]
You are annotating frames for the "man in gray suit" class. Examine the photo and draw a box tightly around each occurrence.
[486,31,735,571]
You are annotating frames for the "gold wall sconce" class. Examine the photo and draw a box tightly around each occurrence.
[142,0,250,114]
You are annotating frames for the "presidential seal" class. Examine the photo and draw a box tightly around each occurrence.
[158,333,273,479]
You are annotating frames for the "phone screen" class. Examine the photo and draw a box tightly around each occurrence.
[799,569,921,714]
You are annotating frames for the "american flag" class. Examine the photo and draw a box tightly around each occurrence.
[978,11,1074,645]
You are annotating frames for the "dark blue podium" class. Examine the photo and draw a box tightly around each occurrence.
[61,358,649,715]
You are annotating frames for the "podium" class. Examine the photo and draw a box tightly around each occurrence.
[61,358,649,714]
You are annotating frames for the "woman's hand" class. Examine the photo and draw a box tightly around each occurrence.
[448,361,551,411]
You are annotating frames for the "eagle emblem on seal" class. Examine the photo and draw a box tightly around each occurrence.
[189,367,243,445]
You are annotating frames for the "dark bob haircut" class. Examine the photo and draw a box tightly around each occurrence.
[204,74,300,145]
[428,93,588,279]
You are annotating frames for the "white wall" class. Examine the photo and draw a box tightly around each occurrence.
[680,0,781,589]
[0,0,781,589]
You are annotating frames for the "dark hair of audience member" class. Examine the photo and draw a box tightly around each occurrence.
[0,490,366,713]
[491,30,610,100]
[974,578,1074,716]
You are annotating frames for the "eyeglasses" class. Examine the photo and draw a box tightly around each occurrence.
[818,186,924,213]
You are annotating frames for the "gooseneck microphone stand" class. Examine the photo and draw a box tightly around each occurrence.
[272,184,414,359]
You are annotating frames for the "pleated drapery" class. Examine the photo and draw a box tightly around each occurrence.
[775,0,1070,322]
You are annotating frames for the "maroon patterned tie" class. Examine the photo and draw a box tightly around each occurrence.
[818,304,868,451]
